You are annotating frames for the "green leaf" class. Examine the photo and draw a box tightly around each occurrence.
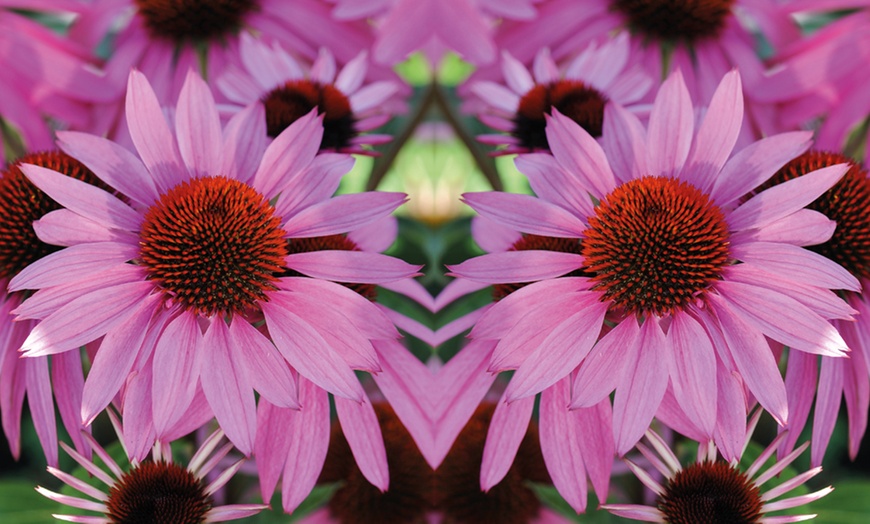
[807,480,870,523]
[0,479,61,523]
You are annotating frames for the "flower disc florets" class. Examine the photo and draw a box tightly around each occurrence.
[105,460,212,524]
[612,0,735,42]
[134,0,258,42]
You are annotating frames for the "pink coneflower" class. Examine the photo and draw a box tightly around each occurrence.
[217,34,399,154]
[10,69,418,459]
[37,417,266,523]
[0,151,119,466]
[450,70,858,465]
[470,35,651,154]
[604,412,832,523]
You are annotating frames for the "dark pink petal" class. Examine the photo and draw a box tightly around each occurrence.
[683,70,742,192]
[546,111,616,198]
[448,251,584,284]
[151,313,203,436]
[471,216,522,254]
[716,280,849,356]
[504,293,608,402]
[253,110,322,198]
[540,377,589,513]
[462,192,587,238]
[601,102,648,184]
[280,379,330,513]
[842,318,870,460]
[34,210,136,247]
[778,349,817,459]
[175,70,222,177]
[668,313,717,437]
[262,301,364,401]
[728,163,849,232]
[711,131,812,206]
[735,209,835,246]
[613,319,670,455]
[570,318,640,409]
[812,356,843,467]
[122,365,158,463]
[707,294,788,426]
[51,350,89,459]
[21,164,142,231]
[515,154,596,220]
[20,281,154,357]
[348,215,398,253]
[732,242,860,292]
[274,153,353,218]
[25,356,57,467]
[221,103,267,184]
[200,319,256,456]
[647,70,693,178]
[56,130,159,206]
[230,319,299,409]
[433,279,491,311]
[80,294,159,425]
[284,192,407,238]
[9,241,137,292]
[125,69,186,194]
[712,353,748,462]
[480,394,535,491]
[285,250,421,284]
[335,395,389,490]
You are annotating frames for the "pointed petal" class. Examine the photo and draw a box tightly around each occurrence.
[462,192,586,238]
[176,70,222,177]
[447,250,585,284]
[283,192,407,238]
[278,380,330,513]
[285,250,421,284]
[230,319,299,409]
[480,394,535,490]
[647,70,693,178]
[668,313,717,437]
[151,313,203,436]
[335,395,389,490]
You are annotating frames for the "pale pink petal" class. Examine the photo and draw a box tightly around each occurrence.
[601,102,648,184]
[206,504,268,522]
[9,242,137,292]
[151,313,203,436]
[261,301,364,401]
[470,81,520,113]
[811,356,843,467]
[532,48,559,84]
[647,70,693,178]
[335,51,368,94]
[602,504,662,522]
[546,111,617,198]
[737,209,836,246]
[310,48,337,84]
[515,154,596,218]
[56,130,159,206]
[285,250,421,284]
[480,394,535,490]
[684,70,743,192]
[711,131,813,206]
[613,319,670,455]
[125,69,186,193]
[283,192,407,237]
[273,153,354,218]
[732,242,860,292]
[335,395,389,490]
[462,192,586,238]
[668,313,717,437]
[434,278,491,311]
[470,216,522,254]
[503,295,608,401]
[448,251,584,284]
[81,294,159,425]
[176,70,222,177]
[34,210,135,247]
[230,319,299,409]
[221,103,267,184]
[200,319,256,456]
[348,215,398,253]
[571,318,640,409]
[20,164,141,232]
[348,81,401,113]
[501,50,535,94]
[20,281,154,357]
[728,164,849,232]
[539,377,588,513]
[252,110,322,198]
[26,356,57,466]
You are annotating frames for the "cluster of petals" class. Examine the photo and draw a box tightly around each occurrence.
[449,69,860,503]
[10,69,420,481]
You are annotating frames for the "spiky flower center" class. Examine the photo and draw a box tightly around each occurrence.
[0,151,111,280]
[582,176,730,316]
[262,80,356,149]
[658,461,763,524]
[611,0,735,42]
[139,176,288,316]
[766,151,870,281]
[285,235,377,300]
[434,404,551,524]
[105,461,212,524]
[320,403,434,524]
[134,0,258,42]
[493,234,587,300]
[514,80,608,149]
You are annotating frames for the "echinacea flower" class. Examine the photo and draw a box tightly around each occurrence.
[218,34,399,154]
[11,69,418,460]
[604,411,833,523]
[0,151,118,466]
[37,415,266,523]
[450,70,858,467]
[470,35,651,154]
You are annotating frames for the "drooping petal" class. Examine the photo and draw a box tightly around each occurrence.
[229,319,299,409]
[279,379,330,513]
[480,394,535,491]
[668,313,717,437]
[571,318,640,409]
[151,313,203,436]
[335,395,389,491]
[539,377,588,513]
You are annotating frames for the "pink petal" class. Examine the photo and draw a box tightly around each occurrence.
[34,210,135,247]
[221,103,267,184]
[348,215,398,253]
[151,313,203,436]
[447,250,584,284]
[283,192,407,237]
[285,250,421,284]
[712,356,748,462]
[571,317,640,409]
[470,81,520,113]
[668,313,717,437]
[230,319,299,409]
[261,301,364,401]
[335,394,389,490]
[811,355,843,467]
[273,153,354,218]
[335,50,368,94]
[26,356,58,467]
[514,154,596,220]
[462,192,587,238]
[501,50,534,94]
[51,350,89,459]
[252,110,322,198]
[470,216,521,254]
[546,110,617,198]
[200,319,256,456]
[779,350,817,459]
[122,365,158,463]
[647,70,693,178]
[601,103,648,184]
[125,69,186,194]
[539,377,589,513]
[348,81,401,113]
[434,278,491,311]
[612,319,670,455]
[176,70,222,177]
[9,241,137,292]
[732,242,860,292]
[206,504,268,522]
[480,394,535,491]
[737,209,836,246]
[279,379,330,512]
